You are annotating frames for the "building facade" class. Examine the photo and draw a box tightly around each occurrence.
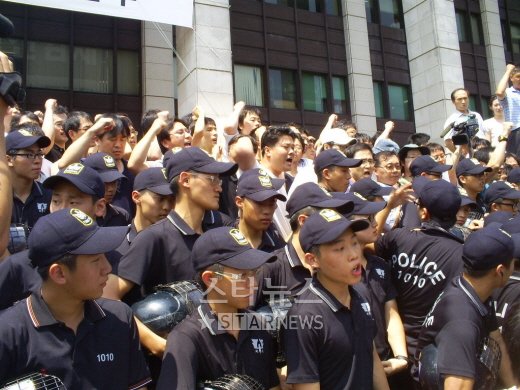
[0,0,518,142]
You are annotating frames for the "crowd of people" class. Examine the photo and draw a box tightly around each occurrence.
[0,22,519,388]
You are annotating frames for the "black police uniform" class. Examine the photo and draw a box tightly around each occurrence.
[0,294,151,390]
[117,210,228,298]
[284,277,376,390]
[11,181,51,235]
[0,250,40,310]
[354,254,397,359]
[256,241,311,307]
[156,302,279,390]
[97,203,131,227]
[493,271,520,329]
[45,144,64,163]
[414,276,499,384]
[376,221,464,357]
[219,174,238,220]
[112,159,136,216]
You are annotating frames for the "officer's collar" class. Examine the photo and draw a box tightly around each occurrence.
[127,221,138,243]
[307,277,359,313]
[26,293,106,328]
[260,230,276,249]
[197,302,252,336]
[457,276,490,317]
[285,241,303,268]
[166,210,199,236]
[420,221,464,243]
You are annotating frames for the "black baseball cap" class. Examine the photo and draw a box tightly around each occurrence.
[28,208,127,268]
[165,147,237,182]
[398,144,430,161]
[133,167,173,196]
[313,149,361,174]
[6,129,51,152]
[191,227,276,272]
[412,177,461,222]
[456,158,492,177]
[286,182,354,217]
[349,178,393,198]
[237,170,286,202]
[299,209,370,252]
[43,163,105,199]
[508,167,520,184]
[334,192,387,217]
[462,224,514,270]
[410,155,451,177]
[460,195,477,208]
[483,181,520,205]
[82,152,125,183]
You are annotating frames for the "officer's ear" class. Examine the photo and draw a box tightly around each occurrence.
[322,167,332,180]
[179,171,191,189]
[131,190,141,205]
[418,207,429,221]
[304,251,319,271]
[490,202,499,212]
[48,263,68,285]
[201,270,217,289]
[93,198,106,218]
[297,214,309,228]
[6,154,14,167]
[235,195,244,209]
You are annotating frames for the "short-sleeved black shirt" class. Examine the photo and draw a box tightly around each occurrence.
[45,144,64,163]
[97,203,131,227]
[354,254,397,359]
[376,222,464,356]
[284,277,376,390]
[156,303,280,390]
[117,210,226,297]
[414,276,498,380]
[11,181,51,229]
[492,271,520,329]
[112,159,136,216]
[255,241,312,307]
[219,174,238,220]
[0,294,151,389]
[0,250,40,310]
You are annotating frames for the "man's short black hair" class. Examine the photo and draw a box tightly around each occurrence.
[260,126,296,157]
[503,301,520,382]
[450,88,469,102]
[54,105,69,116]
[426,142,445,154]
[463,258,513,279]
[345,142,373,158]
[238,106,261,130]
[473,146,494,165]
[63,111,92,143]
[355,132,372,145]
[96,113,129,139]
[228,134,258,154]
[36,253,77,281]
[407,133,430,146]
[374,150,397,167]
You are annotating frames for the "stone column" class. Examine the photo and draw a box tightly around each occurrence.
[479,0,506,91]
[142,21,176,111]
[175,0,234,118]
[342,0,377,134]
[403,0,464,141]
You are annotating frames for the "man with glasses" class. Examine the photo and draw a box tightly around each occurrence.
[42,100,68,163]
[104,147,237,357]
[345,143,376,184]
[456,158,492,220]
[157,227,280,389]
[6,126,51,253]
[483,180,520,216]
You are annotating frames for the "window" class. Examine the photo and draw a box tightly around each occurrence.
[455,12,467,42]
[0,38,23,72]
[373,82,384,118]
[469,95,477,112]
[379,0,402,28]
[332,76,348,114]
[74,47,113,93]
[456,11,484,45]
[325,0,341,16]
[480,96,491,118]
[512,24,520,54]
[117,50,140,95]
[269,68,297,109]
[264,0,294,6]
[234,65,264,107]
[388,84,411,121]
[365,0,378,24]
[27,42,69,90]
[469,14,483,45]
[296,0,320,13]
[302,73,327,112]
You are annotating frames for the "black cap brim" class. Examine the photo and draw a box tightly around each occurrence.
[219,248,277,270]
[196,161,238,177]
[375,186,393,196]
[429,164,452,173]
[246,190,287,202]
[43,175,99,198]
[10,135,51,151]
[99,171,125,183]
[70,226,127,255]
[335,158,362,168]
[303,218,370,252]
[357,201,387,215]
[459,166,492,176]
[146,184,174,196]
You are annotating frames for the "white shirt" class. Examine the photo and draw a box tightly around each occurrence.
[482,117,504,147]
[443,110,487,141]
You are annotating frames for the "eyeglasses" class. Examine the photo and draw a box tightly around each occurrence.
[213,269,258,281]
[191,173,222,187]
[10,152,45,160]
[379,164,401,171]
[497,201,518,211]
[54,122,64,129]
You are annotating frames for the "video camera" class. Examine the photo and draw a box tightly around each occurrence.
[0,14,25,107]
[450,114,480,145]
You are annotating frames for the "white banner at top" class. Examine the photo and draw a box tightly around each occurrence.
[4,0,193,28]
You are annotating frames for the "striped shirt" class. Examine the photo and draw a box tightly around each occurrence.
[499,86,520,131]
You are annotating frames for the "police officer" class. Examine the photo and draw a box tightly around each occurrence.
[483,180,520,216]
[0,208,151,389]
[414,225,517,390]
[314,148,361,192]
[157,227,280,389]
[283,209,389,389]
[456,158,492,220]
[376,177,464,359]
[6,126,52,253]
[235,168,286,251]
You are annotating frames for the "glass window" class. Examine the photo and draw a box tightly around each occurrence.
[117,50,139,95]
[264,0,294,6]
[456,11,467,42]
[379,0,402,28]
[388,84,411,121]
[470,14,483,45]
[511,24,520,54]
[325,0,341,16]
[373,82,384,118]
[0,38,23,72]
[332,76,348,114]
[469,95,477,112]
[27,42,69,90]
[73,47,113,93]
[365,0,378,24]
[296,0,320,12]
[234,65,264,107]
[269,68,297,110]
[302,73,327,112]
[480,96,491,118]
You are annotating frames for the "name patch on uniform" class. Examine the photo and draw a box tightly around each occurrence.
[70,208,93,226]
[103,155,116,168]
[229,228,249,246]
[63,163,85,175]
[319,209,341,222]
